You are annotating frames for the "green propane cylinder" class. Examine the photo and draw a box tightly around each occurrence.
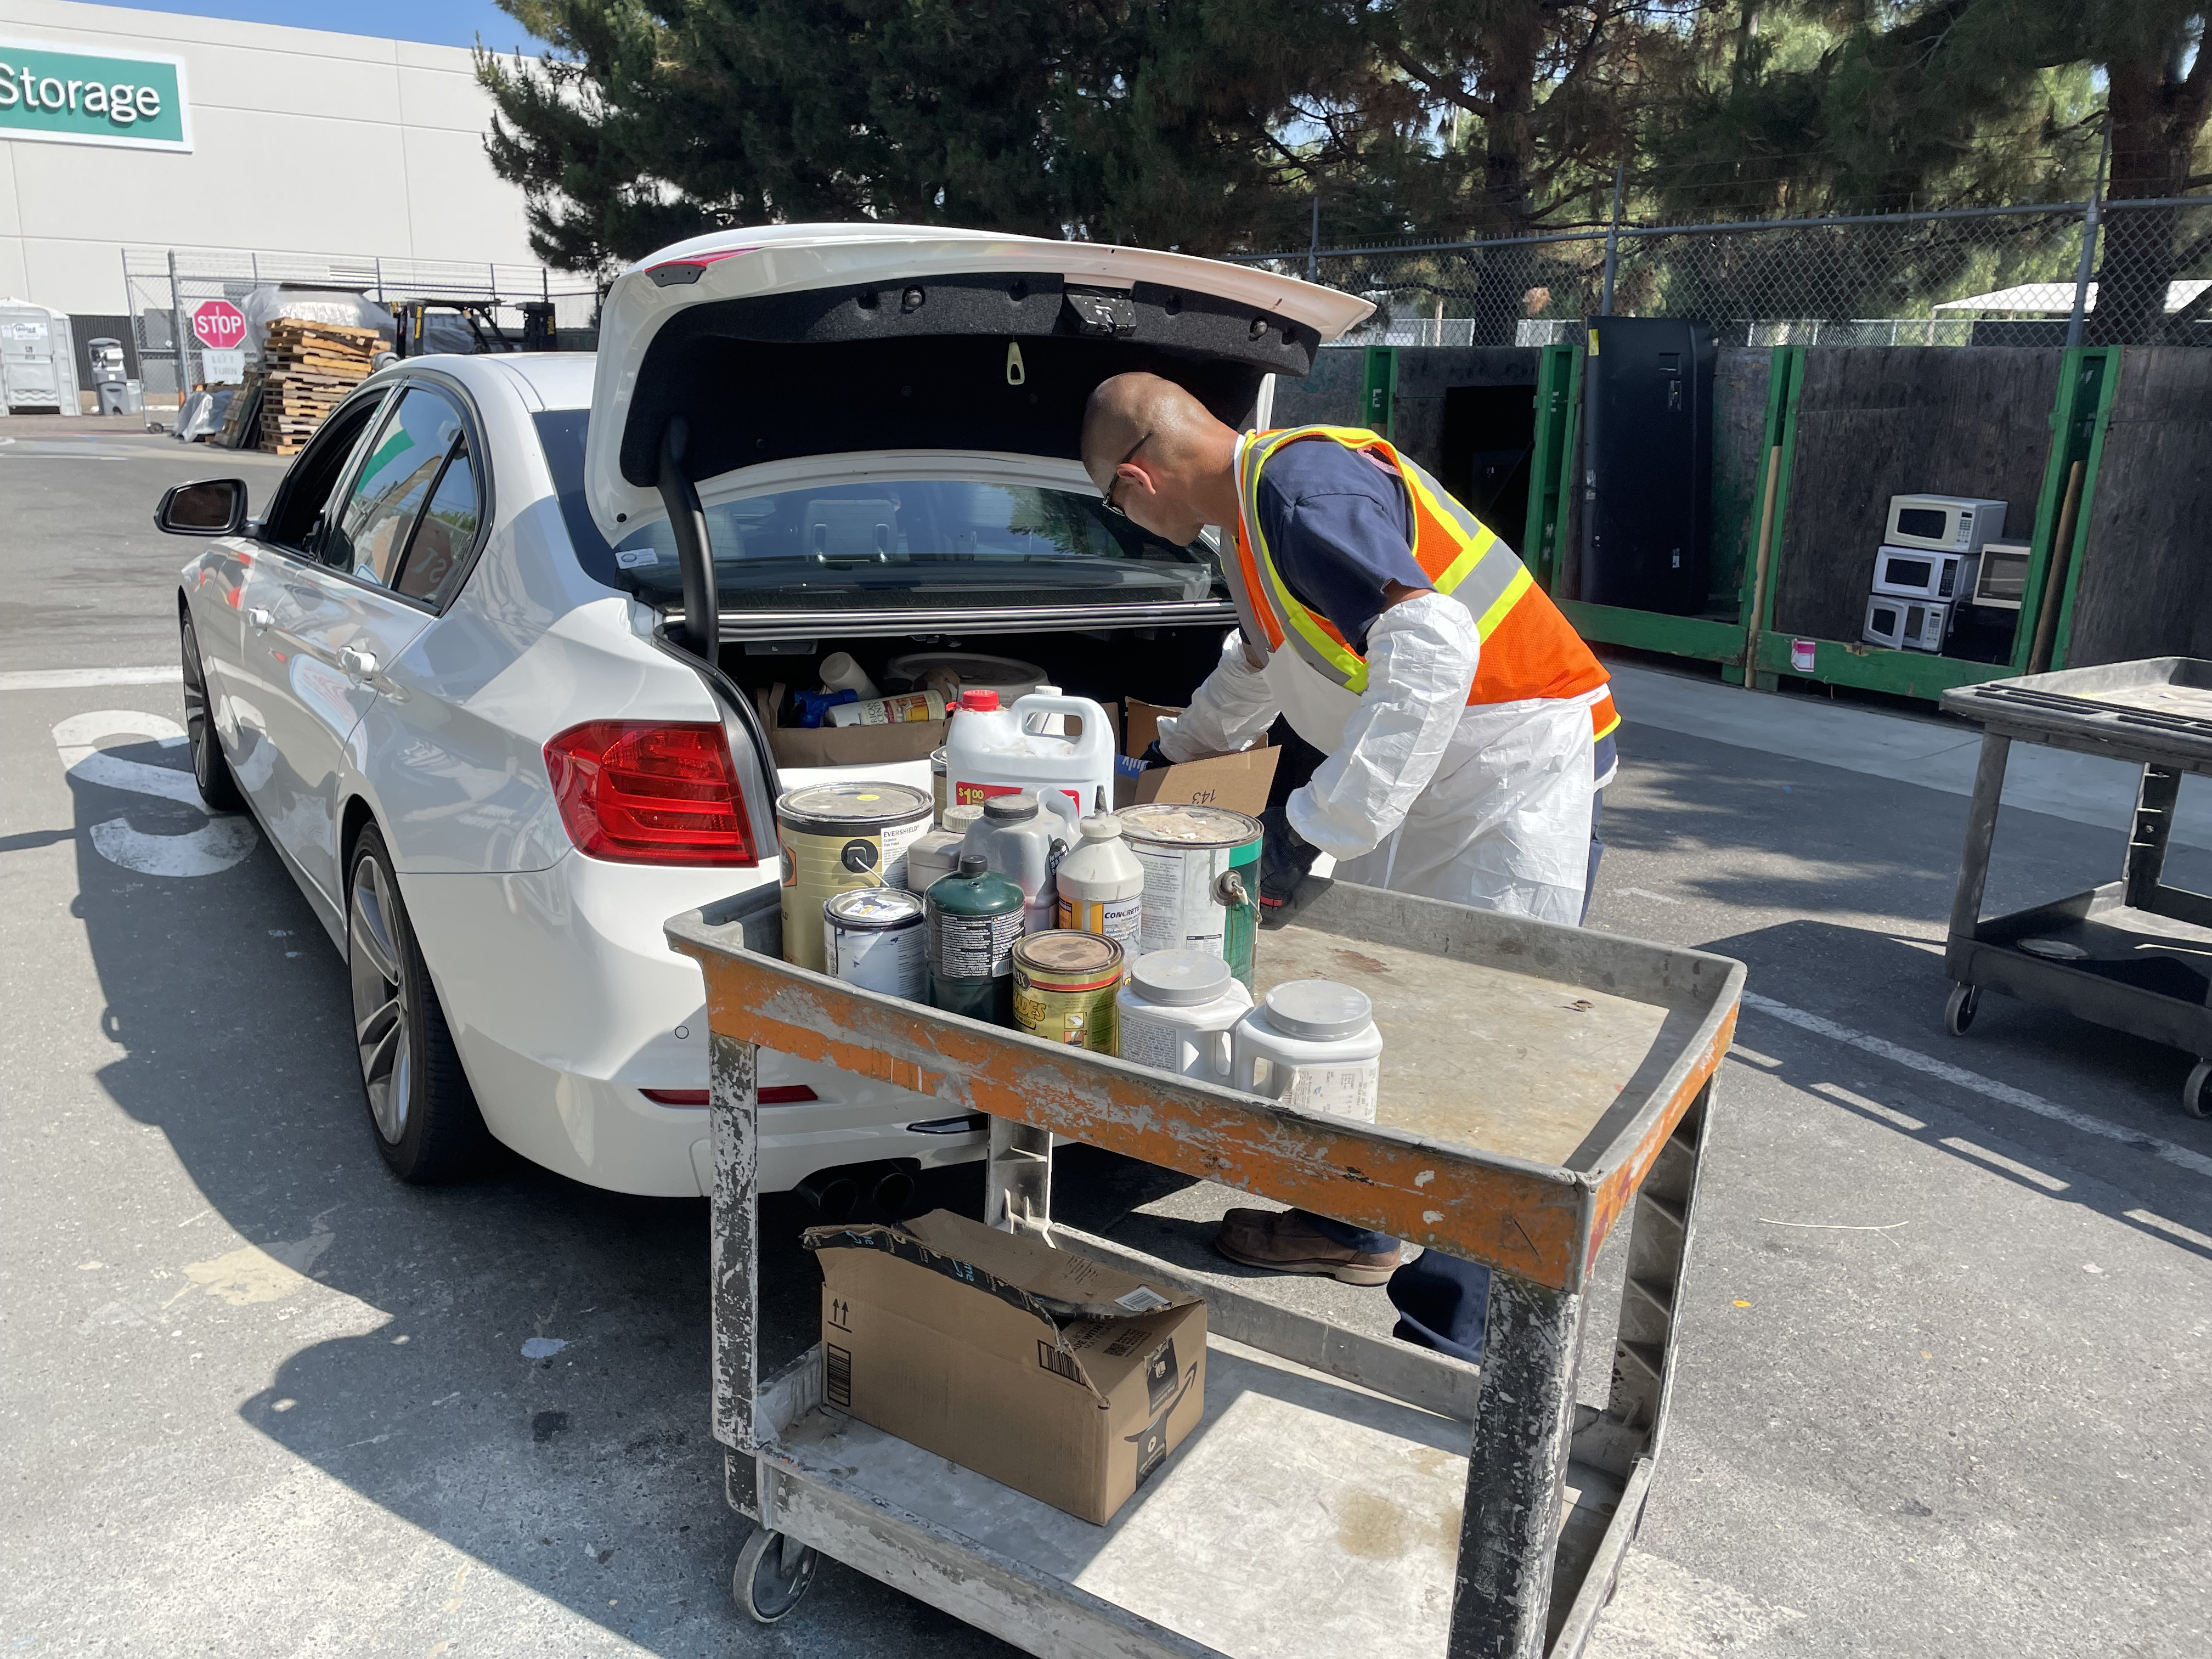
[926,853,1025,1025]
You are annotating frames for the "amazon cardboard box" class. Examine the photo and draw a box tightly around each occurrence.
[1115,698,1280,815]
[804,1210,1206,1525]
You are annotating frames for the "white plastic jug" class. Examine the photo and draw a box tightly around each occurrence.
[945,689,1115,820]
[963,791,1070,934]
[1232,980,1383,1123]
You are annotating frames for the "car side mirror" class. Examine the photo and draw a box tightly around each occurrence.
[155,478,249,537]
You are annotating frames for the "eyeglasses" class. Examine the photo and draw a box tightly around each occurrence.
[1100,430,1152,519]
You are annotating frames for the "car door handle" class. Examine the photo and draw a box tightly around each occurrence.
[339,646,380,680]
[245,607,274,631]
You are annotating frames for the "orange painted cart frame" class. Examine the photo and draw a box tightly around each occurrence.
[669,879,1742,1658]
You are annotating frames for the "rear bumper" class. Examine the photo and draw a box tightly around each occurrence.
[403,854,983,1196]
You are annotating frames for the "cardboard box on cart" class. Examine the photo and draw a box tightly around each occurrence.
[803,1209,1206,1526]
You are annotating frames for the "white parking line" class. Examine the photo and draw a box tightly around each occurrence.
[1743,991,2212,1182]
[0,667,183,691]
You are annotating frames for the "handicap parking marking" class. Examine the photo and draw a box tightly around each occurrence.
[50,708,257,879]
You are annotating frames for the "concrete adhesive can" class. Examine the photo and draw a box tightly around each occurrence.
[1053,812,1144,956]
[776,781,933,973]
[1232,980,1383,1123]
[1116,950,1252,1081]
[1012,930,1124,1052]
[926,853,1025,1025]
[1116,803,1262,990]
[823,887,927,1001]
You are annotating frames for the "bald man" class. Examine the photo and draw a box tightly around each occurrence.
[1082,372,1618,1362]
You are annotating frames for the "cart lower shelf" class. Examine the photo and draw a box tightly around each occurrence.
[752,1330,1626,1659]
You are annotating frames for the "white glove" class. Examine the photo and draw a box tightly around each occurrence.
[1154,630,1280,763]
[1285,590,1478,857]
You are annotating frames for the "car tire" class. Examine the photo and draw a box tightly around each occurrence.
[180,610,245,813]
[347,824,492,1181]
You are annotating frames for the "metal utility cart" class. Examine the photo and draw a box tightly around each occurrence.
[1940,658,2212,1117]
[668,879,1743,1658]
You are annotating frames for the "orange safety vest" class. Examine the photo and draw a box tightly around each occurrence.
[1228,426,1620,743]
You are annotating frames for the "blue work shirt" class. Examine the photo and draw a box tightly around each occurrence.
[1252,434,1616,787]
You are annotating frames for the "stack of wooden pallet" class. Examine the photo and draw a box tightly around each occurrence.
[258,320,380,455]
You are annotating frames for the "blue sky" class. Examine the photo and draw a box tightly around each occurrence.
[93,1,552,53]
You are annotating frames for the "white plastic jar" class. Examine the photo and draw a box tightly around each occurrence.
[1232,980,1382,1122]
[1116,951,1252,1082]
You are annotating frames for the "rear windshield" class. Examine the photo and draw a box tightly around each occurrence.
[533,410,1222,613]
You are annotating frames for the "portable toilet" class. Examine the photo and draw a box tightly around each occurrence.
[0,301,82,413]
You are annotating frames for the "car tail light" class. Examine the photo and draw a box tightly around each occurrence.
[545,721,758,866]
[640,1085,817,1106]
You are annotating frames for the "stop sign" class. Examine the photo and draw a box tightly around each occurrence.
[193,300,246,351]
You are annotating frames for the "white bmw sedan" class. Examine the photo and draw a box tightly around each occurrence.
[161,225,1364,1198]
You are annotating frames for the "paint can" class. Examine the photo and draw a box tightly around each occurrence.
[929,746,949,824]
[1011,930,1124,1052]
[823,887,928,1001]
[1115,803,1262,990]
[776,781,933,973]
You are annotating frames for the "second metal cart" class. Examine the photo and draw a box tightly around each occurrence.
[1940,657,2212,1116]
[669,878,1743,1658]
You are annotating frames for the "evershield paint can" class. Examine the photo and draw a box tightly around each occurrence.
[824,887,928,1001]
[926,853,1025,1025]
[1011,931,1124,1052]
[777,781,932,973]
[1116,803,1262,991]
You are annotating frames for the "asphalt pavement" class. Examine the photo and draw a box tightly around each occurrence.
[2,416,2207,1656]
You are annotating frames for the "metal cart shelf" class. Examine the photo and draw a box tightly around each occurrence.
[668,878,1744,1658]
[1939,657,2212,1116]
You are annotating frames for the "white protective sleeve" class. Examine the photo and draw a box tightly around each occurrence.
[1153,630,1281,763]
[1284,590,1480,857]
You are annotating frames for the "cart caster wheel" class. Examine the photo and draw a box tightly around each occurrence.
[732,1527,817,1624]
[1944,983,1980,1036]
[2185,1059,2212,1120]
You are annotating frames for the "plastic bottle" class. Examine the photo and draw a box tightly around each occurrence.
[1232,980,1383,1122]
[944,687,1116,821]
[819,650,879,700]
[1054,812,1144,956]
[926,853,1024,1025]
[1116,951,1253,1081]
[905,803,982,898]
[964,792,1068,935]
[827,689,946,727]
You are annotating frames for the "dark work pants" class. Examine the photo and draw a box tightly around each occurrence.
[1291,787,1608,1367]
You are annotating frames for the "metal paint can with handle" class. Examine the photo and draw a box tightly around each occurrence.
[824,887,928,1001]
[1116,803,1262,991]
[776,781,933,973]
[1011,930,1124,1052]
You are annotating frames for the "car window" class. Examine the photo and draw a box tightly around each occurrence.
[392,438,482,606]
[325,387,464,588]
[606,478,1221,614]
[261,391,390,549]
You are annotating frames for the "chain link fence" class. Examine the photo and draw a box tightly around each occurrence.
[120,247,600,405]
[1237,197,2212,350]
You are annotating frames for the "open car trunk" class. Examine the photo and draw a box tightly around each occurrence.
[571,224,1370,793]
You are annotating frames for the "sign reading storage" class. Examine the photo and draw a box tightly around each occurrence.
[0,38,190,151]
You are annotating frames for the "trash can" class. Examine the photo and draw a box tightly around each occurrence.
[98,379,144,416]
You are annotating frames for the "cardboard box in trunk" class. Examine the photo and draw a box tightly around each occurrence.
[1116,698,1280,816]
[804,1210,1206,1526]
[754,682,946,769]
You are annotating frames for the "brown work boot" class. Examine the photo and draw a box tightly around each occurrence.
[1214,1209,1401,1285]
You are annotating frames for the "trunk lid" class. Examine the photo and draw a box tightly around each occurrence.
[580,224,1372,541]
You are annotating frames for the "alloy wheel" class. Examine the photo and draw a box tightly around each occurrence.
[349,854,414,1143]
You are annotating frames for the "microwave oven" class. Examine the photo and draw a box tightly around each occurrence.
[1971,540,2032,609]
[1885,494,2006,553]
[1863,594,1951,653]
[1871,545,1974,602]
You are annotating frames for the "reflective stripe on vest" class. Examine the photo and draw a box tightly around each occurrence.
[1232,426,1617,740]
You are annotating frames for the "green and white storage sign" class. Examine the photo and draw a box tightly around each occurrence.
[0,38,190,152]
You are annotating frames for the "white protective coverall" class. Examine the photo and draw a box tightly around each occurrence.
[1155,593,1599,924]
